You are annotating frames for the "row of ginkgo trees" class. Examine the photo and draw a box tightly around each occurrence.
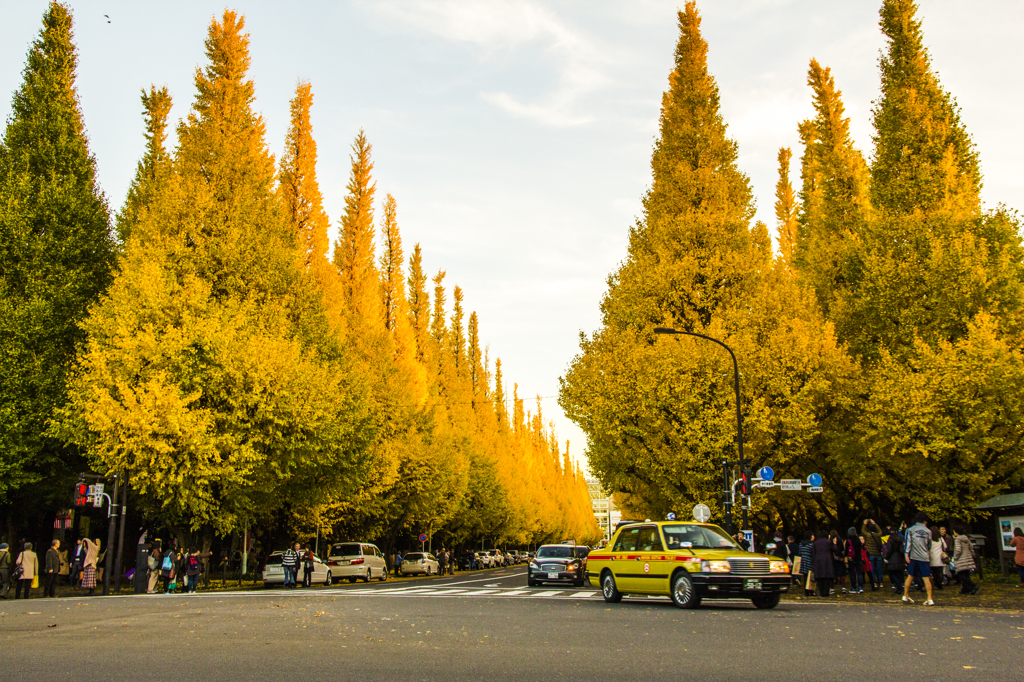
[561,0,1024,533]
[0,3,600,550]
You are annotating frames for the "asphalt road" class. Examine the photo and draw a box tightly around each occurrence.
[2,566,1021,681]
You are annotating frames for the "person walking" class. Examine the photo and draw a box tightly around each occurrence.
[939,527,956,586]
[1010,527,1024,587]
[811,530,835,597]
[862,520,884,590]
[884,525,906,591]
[769,531,788,562]
[952,524,979,595]
[928,526,946,591]
[0,543,11,599]
[44,540,61,598]
[281,544,300,588]
[81,537,101,596]
[438,549,448,576]
[14,542,38,599]
[395,551,404,576]
[798,531,814,596]
[845,528,864,593]
[903,512,934,606]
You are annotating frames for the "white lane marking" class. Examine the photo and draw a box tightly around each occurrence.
[500,590,530,596]
[431,572,525,587]
[572,591,598,599]
[527,591,562,597]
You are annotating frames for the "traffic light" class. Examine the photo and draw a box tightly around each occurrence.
[739,470,752,496]
[73,477,89,507]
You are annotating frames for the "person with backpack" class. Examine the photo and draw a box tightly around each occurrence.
[14,542,38,599]
[861,520,884,591]
[281,544,300,588]
[159,542,178,594]
[184,548,211,593]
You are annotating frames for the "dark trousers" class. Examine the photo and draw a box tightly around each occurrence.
[888,569,904,589]
[45,572,58,598]
[931,565,944,589]
[848,563,863,590]
[958,570,976,593]
[15,578,32,599]
[817,577,832,597]
[868,555,883,587]
[303,565,312,587]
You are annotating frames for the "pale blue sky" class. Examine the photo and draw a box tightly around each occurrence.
[3,1,1022,469]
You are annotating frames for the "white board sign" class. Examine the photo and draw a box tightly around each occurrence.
[808,486,824,493]
[999,516,1024,551]
[757,480,775,488]
[780,479,802,491]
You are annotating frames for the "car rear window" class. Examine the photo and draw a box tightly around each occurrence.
[331,543,362,557]
[404,553,424,561]
[264,555,282,565]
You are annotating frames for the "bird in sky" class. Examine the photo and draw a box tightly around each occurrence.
[104,14,110,23]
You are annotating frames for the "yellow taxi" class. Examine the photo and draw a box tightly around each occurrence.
[586,520,790,609]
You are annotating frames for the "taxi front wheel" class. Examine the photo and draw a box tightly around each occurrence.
[601,571,622,603]
[670,571,701,609]
[751,592,781,609]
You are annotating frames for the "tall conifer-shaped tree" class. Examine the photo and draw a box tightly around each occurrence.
[277,81,346,334]
[0,2,116,511]
[406,244,430,364]
[59,10,371,534]
[117,85,172,244]
[334,130,380,324]
[792,60,871,320]
[871,0,980,218]
[774,147,798,266]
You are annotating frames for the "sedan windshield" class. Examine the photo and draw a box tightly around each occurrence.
[662,524,740,550]
[536,546,572,559]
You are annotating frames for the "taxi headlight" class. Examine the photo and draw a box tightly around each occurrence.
[769,561,790,574]
[701,560,730,573]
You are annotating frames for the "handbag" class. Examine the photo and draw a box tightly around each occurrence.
[12,564,24,580]
[32,574,39,588]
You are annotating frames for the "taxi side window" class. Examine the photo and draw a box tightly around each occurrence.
[637,526,663,552]
[614,527,640,552]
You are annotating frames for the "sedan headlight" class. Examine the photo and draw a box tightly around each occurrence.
[530,561,540,569]
[701,560,731,573]
[769,561,790,574]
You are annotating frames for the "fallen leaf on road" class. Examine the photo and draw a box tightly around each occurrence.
[963,666,975,670]
[48,624,58,628]
[971,636,985,639]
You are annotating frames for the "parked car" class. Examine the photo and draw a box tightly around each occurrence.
[506,550,520,564]
[326,542,389,583]
[262,551,332,587]
[528,544,586,587]
[457,551,477,571]
[400,552,440,575]
[488,549,505,567]
[475,551,492,568]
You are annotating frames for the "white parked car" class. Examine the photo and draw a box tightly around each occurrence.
[326,542,389,583]
[474,551,492,568]
[400,552,440,575]
[262,551,332,587]
[488,549,505,567]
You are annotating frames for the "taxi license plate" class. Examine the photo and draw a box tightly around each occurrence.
[547,572,559,579]
[744,579,762,591]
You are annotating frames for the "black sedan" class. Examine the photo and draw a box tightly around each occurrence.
[527,544,586,587]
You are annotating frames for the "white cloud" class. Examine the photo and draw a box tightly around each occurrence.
[365,0,610,126]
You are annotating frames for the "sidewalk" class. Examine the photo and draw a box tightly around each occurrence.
[783,574,1024,611]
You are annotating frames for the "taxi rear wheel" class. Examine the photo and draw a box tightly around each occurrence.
[670,571,700,609]
[751,592,781,609]
[601,571,622,603]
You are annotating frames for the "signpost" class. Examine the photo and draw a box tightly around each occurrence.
[418,533,428,551]
[808,486,824,493]
[779,479,802,491]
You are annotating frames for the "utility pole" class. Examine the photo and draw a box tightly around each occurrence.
[112,479,128,593]
[654,327,749,532]
[102,474,119,596]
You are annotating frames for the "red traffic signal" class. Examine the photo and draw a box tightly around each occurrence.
[739,471,752,496]
[73,480,89,506]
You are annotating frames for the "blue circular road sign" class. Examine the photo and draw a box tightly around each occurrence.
[758,466,775,481]
[807,473,822,487]
[418,533,428,543]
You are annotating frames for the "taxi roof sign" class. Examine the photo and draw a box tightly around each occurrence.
[692,503,711,523]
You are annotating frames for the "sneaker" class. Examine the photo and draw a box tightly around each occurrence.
[902,595,914,604]
[971,586,980,595]
[923,599,934,606]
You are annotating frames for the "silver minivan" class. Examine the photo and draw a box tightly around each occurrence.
[326,542,389,583]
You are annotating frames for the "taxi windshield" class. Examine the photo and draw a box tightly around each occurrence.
[662,524,740,550]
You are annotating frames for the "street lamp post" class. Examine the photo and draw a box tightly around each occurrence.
[653,326,748,533]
